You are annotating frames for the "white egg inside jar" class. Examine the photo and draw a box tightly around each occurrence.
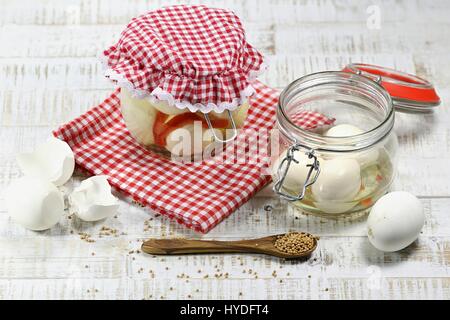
[271,71,399,216]
[120,88,250,159]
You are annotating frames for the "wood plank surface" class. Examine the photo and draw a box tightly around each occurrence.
[0,0,449,300]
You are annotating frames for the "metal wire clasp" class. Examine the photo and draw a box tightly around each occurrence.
[272,144,321,202]
[355,69,382,84]
[203,110,238,143]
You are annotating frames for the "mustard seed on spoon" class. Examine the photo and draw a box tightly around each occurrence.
[141,232,318,259]
[273,232,318,255]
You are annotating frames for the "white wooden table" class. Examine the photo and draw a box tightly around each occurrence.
[1,0,449,300]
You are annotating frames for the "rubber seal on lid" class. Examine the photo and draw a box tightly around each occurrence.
[343,63,441,113]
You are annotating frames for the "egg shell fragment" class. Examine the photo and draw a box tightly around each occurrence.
[16,136,75,186]
[69,175,119,222]
[5,176,64,231]
[367,191,424,252]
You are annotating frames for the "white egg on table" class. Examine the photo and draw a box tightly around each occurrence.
[5,176,64,231]
[367,191,424,252]
[272,150,318,193]
[325,124,379,167]
[312,158,361,213]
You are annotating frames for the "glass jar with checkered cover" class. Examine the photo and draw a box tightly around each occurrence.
[100,5,266,159]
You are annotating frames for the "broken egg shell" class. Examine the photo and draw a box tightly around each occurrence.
[16,136,75,186]
[69,175,119,222]
[367,191,424,252]
[5,176,64,231]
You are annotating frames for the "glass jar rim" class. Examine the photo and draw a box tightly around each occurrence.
[277,71,395,152]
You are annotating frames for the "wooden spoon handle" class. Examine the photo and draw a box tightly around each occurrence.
[141,238,254,255]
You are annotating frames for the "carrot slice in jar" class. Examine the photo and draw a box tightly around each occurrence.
[153,112,170,146]
[153,112,230,147]
[360,197,373,207]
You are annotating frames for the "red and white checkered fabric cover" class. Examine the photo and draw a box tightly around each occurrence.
[53,82,334,233]
[101,5,265,112]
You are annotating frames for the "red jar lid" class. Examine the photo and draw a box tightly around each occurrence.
[343,63,441,112]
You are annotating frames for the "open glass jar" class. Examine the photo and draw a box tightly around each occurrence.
[272,65,440,216]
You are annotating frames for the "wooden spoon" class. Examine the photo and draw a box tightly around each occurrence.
[141,233,318,259]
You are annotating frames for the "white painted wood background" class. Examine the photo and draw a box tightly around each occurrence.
[0,0,449,300]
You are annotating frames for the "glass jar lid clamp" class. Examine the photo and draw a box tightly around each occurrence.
[204,110,238,143]
[273,144,320,201]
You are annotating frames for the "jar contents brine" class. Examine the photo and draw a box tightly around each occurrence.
[272,71,398,216]
[100,5,265,160]
[272,64,440,216]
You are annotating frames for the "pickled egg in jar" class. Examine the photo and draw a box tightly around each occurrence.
[120,88,250,159]
[271,71,398,216]
[272,64,440,216]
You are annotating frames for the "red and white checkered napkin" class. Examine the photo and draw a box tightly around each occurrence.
[53,82,334,233]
